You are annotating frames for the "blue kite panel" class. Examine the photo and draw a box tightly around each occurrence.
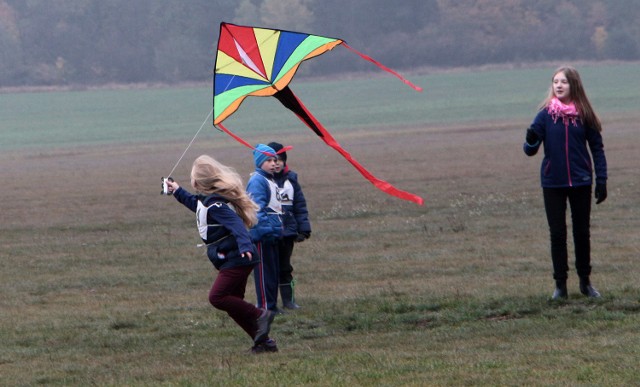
[214,73,270,95]
[271,31,309,81]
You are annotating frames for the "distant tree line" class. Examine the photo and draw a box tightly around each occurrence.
[1,0,638,87]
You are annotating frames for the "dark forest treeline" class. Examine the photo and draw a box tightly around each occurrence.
[1,0,638,87]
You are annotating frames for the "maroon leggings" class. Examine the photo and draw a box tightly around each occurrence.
[209,265,262,339]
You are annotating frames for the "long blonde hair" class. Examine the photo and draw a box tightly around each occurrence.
[190,155,258,228]
[539,66,602,132]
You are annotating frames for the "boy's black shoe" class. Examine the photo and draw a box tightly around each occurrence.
[280,282,301,309]
[254,309,275,344]
[251,338,278,354]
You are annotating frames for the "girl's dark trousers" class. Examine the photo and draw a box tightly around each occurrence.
[542,185,592,281]
[209,265,261,339]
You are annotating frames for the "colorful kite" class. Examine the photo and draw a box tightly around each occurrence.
[214,22,424,205]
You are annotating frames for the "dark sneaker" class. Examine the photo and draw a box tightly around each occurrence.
[283,301,300,310]
[251,338,278,354]
[552,286,568,300]
[254,309,275,344]
[580,284,601,298]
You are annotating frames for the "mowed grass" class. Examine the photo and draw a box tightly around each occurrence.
[2,61,640,151]
[1,63,640,385]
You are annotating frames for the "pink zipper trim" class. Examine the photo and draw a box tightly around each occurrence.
[565,124,572,186]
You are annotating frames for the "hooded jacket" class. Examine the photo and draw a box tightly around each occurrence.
[273,166,311,238]
[173,187,257,270]
[524,108,607,188]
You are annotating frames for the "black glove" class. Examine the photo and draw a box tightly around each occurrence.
[595,183,607,204]
[295,232,310,242]
[526,127,539,145]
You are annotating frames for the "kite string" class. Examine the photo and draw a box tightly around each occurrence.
[166,108,213,177]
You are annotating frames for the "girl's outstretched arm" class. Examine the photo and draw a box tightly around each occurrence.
[168,181,198,213]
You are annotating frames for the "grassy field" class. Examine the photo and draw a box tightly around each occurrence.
[1,63,640,386]
[3,61,640,151]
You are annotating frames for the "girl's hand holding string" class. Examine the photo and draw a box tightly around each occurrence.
[166,180,180,194]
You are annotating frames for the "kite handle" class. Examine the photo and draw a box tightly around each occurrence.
[342,43,423,92]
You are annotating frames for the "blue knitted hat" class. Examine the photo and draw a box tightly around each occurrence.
[253,144,276,168]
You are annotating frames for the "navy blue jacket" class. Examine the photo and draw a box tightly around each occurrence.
[173,187,257,270]
[524,108,607,188]
[273,167,311,238]
[246,168,283,243]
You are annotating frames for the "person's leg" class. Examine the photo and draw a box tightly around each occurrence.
[278,237,295,285]
[568,185,592,278]
[253,242,267,309]
[264,242,280,311]
[543,187,569,298]
[253,241,280,311]
[543,188,569,281]
[568,186,600,297]
[209,265,262,339]
[278,237,299,309]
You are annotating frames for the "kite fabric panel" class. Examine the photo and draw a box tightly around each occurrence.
[214,22,343,125]
[213,22,424,205]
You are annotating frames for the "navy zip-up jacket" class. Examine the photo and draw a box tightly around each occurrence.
[524,108,607,188]
[273,167,311,238]
[173,187,257,270]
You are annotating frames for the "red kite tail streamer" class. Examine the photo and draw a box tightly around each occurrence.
[216,123,293,157]
[342,43,423,92]
[216,123,256,150]
[276,146,294,154]
[274,87,424,205]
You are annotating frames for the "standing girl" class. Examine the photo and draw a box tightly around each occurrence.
[166,155,277,353]
[523,66,607,300]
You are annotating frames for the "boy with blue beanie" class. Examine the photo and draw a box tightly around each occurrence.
[247,144,284,312]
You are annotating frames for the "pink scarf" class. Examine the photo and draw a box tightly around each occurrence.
[547,97,579,127]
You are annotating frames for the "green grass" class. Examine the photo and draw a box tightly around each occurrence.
[2,62,639,150]
[1,63,640,385]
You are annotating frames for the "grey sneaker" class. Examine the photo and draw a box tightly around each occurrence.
[254,309,275,344]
